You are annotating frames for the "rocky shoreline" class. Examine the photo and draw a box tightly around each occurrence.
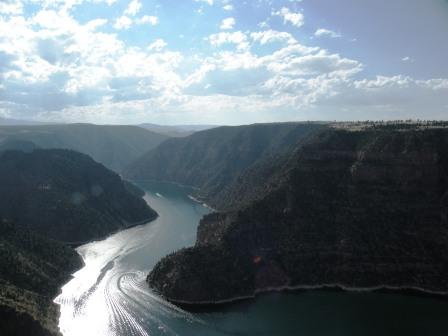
[155,284,448,310]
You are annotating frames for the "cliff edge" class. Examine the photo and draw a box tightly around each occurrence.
[148,126,448,305]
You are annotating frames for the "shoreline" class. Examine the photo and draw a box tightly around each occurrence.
[65,215,158,248]
[130,178,218,211]
[187,194,217,212]
[160,283,448,311]
[129,178,201,191]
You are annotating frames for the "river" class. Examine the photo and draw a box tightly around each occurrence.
[56,181,448,336]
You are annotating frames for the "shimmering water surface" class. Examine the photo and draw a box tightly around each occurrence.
[56,181,448,336]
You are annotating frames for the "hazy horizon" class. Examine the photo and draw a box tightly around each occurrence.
[0,0,447,125]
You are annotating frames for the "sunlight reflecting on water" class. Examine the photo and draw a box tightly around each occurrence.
[55,181,211,336]
[55,181,448,336]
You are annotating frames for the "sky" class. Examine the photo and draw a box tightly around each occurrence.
[0,0,447,125]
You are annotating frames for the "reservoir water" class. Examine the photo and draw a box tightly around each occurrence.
[56,181,448,336]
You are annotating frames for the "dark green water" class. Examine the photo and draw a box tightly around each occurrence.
[56,181,448,336]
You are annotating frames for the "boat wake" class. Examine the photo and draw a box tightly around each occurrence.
[57,264,210,336]
[55,185,234,336]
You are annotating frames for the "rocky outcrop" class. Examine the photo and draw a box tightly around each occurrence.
[148,126,448,305]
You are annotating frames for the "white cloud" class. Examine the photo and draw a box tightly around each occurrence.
[148,39,167,51]
[86,18,108,30]
[194,0,213,5]
[124,0,141,16]
[0,7,181,114]
[273,7,304,27]
[250,30,296,45]
[113,15,132,29]
[220,17,235,30]
[136,15,159,25]
[113,14,158,30]
[26,0,117,12]
[223,4,233,11]
[401,56,413,63]
[258,20,269,29]
[0,1,447,125]
[314,28,341,38]
[0,0,23,15]
[208,31,249,51]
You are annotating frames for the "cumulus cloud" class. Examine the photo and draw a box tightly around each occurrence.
[220,17,235,30]
[26,0,117,12]
[250,30,296,45]
[136,15,159,25]
[0,0,23,15]
[194,0,213,5]
[0,7,181,118]
[273,7,304,27]
[124,0,141,16]
[314,28,341,38]
[113,14,158,30]
[148,39,167,51]
[113,15,132,29]
[0,0,446,124]
[208,31,249,51]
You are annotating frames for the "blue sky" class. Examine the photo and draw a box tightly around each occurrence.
[0,0,447,124]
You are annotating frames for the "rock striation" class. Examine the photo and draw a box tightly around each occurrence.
[148,126,448,305]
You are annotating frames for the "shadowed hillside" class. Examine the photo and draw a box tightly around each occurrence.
[0,149,157,243]
[0,124,168,172]
[125,122,326,210]
[0,220,83,336]
[0,148,158,335]
[148,126,448,305]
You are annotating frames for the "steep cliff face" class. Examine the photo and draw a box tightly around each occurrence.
[148,127,448,304]
[0,149,157,243]
[125,122,326,210]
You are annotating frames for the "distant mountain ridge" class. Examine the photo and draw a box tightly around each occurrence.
[0,123,168,172]
[0,117,54,126]
[138,123,218,137]
[125,122,326,210]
